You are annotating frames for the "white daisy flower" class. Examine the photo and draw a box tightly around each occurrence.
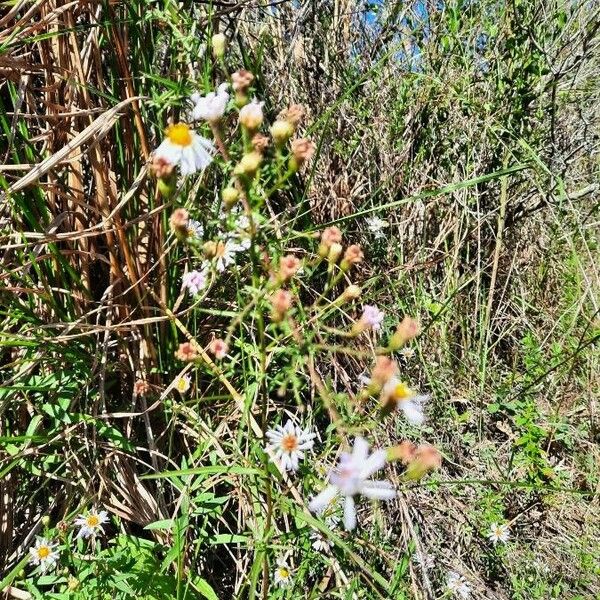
[412,550,435,570]
[189,83,229,122]
[360,305,385,330]
[29,537,59,572]
[366,216,388,238]
[187,219,204,239]
[153,123,215,176]
[488,522,510,545]
[310,530,332,552]
[181,268,208,296]
[447,571,471,598]
[308,437,396,531]
[399,347,416,360]
[174,374,191,394]
[214,238,250,272]
[273,558,293,588]
[382,378,429,425]
[74,508,109,539]
[266,419,316,472]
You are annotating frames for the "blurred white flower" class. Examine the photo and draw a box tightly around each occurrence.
[174,375,191,394]
[382,378,429,425]
[29,537,59,572]
[308,437,396,530]
[181,268,208,296]
[488,523,510,545]
[273,558,293,587]
[190,83,229,122]
[266,419,316,472]
[412,550,435,570]
[74,508,109,539]
[366,216,388,238]
[154,123,215,175]
[447,571,471,598]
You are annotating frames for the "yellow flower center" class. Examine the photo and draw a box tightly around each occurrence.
[176,378,188,392]
[281,434,298,452]
[86,515,99,527]
[394,382,413,401]
[278,567,289,579]
[37,546,50,559]
[166,123,193,147]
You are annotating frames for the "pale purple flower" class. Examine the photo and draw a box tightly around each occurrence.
[360,305,385,330]
[308,437,396,531]
[447,571,471,598]
[181,268,208,296]
[74,508,109,539]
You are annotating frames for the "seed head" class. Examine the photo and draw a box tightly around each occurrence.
[209,338,228,359]
[252,133,270,153]
[278,254,301,281]
[175,342,198,362]
[289,138,315,171]
[169,208,189,238]
[341,244,364,270]
[231,69,254,93]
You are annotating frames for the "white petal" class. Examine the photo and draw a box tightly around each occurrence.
[402,400,425,425]
[359,448,387,479]
[343,496,357,530]
[360,480,397,500]
[351,437,370,463]
[309,485,338,514]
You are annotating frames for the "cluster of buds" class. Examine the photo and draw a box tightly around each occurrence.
[387,441,442,481]
[221,186,240,210]
[270,289,294,322]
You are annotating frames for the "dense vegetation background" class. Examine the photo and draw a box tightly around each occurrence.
[1,1,598,598]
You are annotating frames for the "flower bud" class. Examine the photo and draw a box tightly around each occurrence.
[327,242,343,264]
[134,379,150,396]
[231,69,254,93]
[278,254,301,281]
[41,515,50,527]
[340,244,364,270]
[67,576,80,591]
[368,356,398,397]
[387,440,417,464]
[234,151,262,177]
[342,284,361,301]
[169,208,189,239]
[278,104,305,126]
[252,133,270,153]
[389,316,421,350]
[289,138,315,171]
[239,99,264,131]
[271,120,294,145]
[221,187,240,209]
[404,445,442,481]
[175,342,198,362]
[270,289,293,322]
[209,338,228,359]
[211,33,227,58]
[318,226,342,257]
[203,240,218,259]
